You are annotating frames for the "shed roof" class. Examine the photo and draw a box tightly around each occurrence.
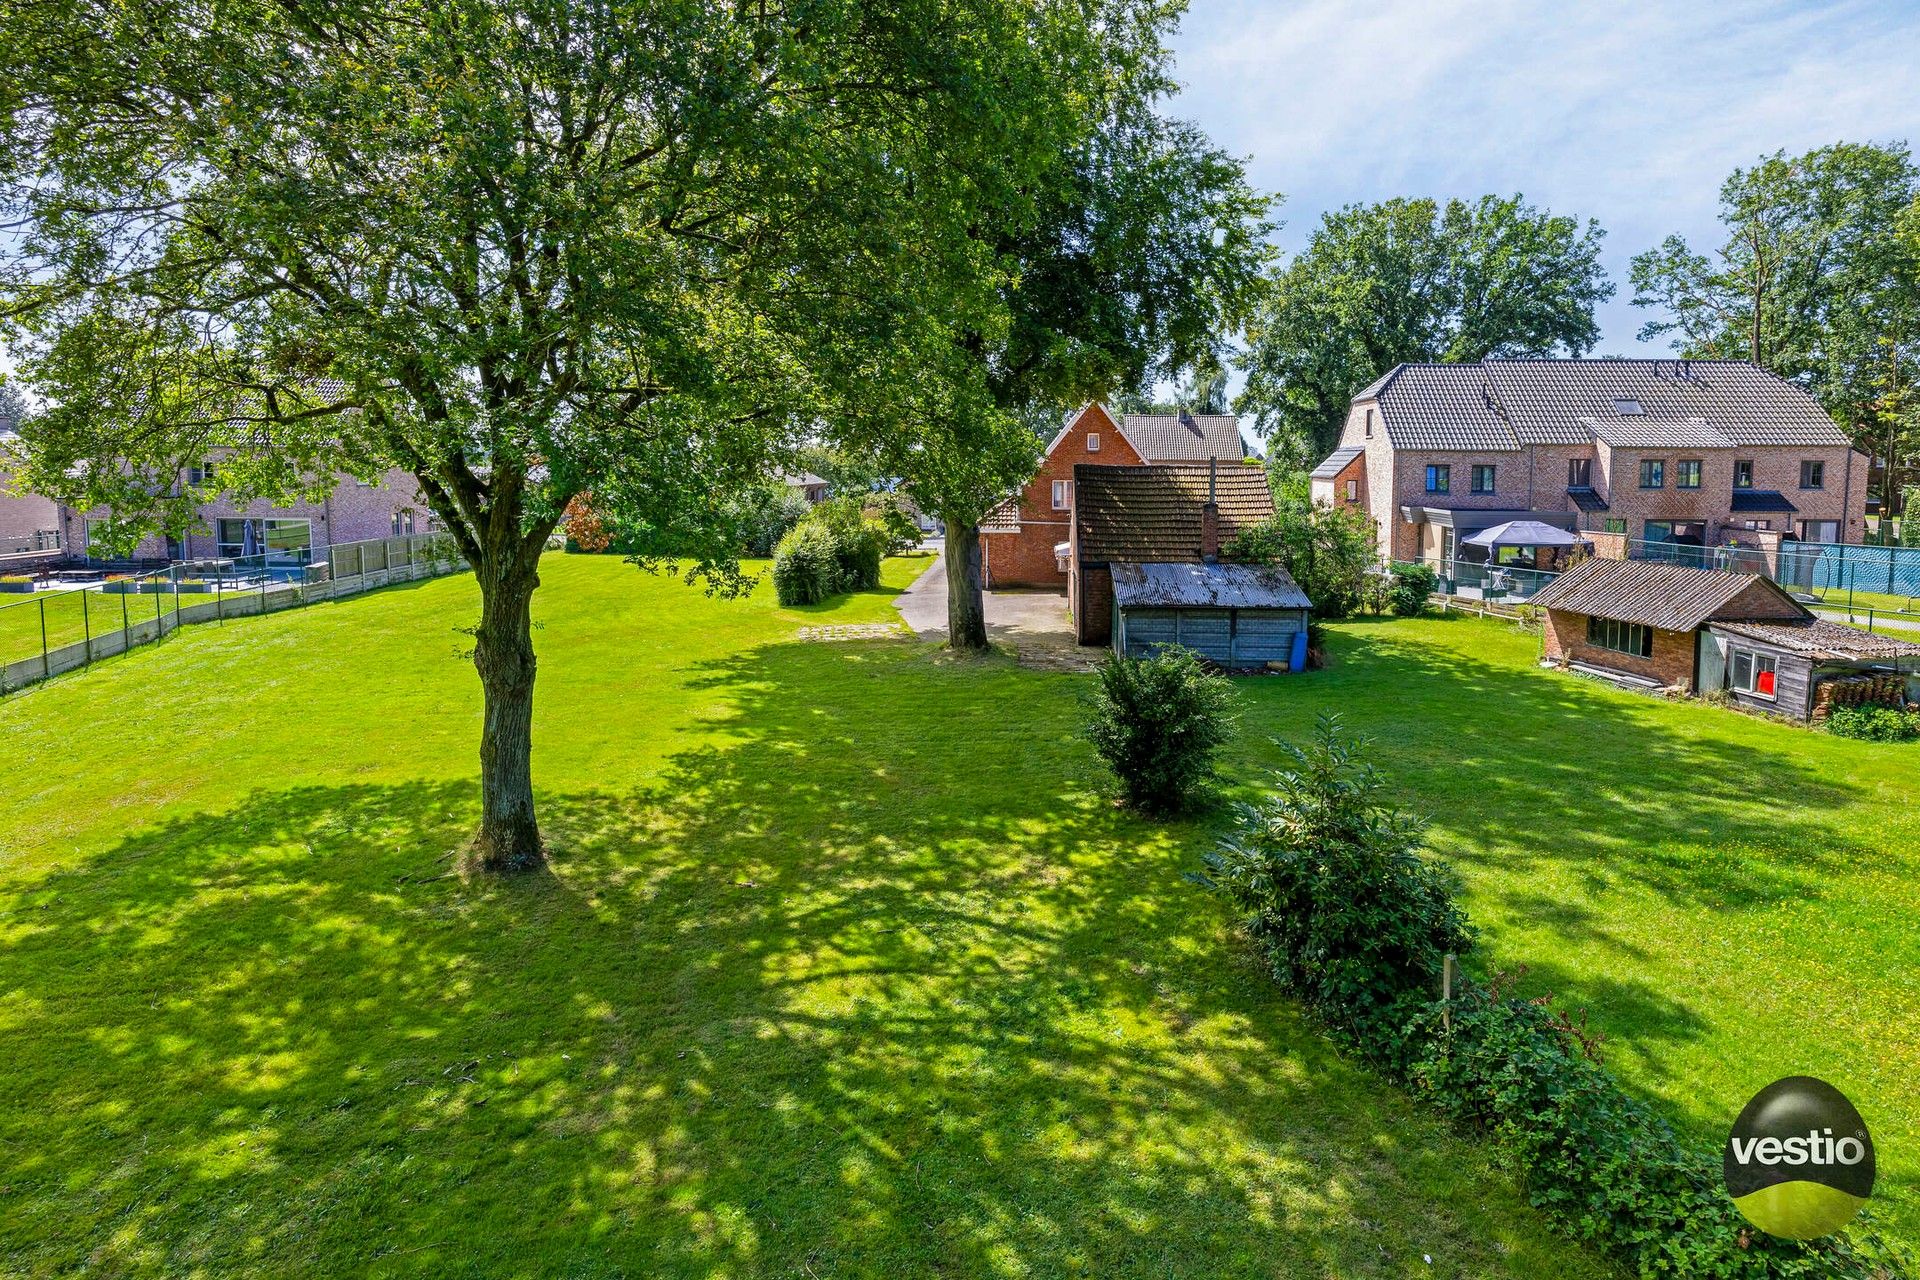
[1111,561,1312,611]
[1531,558,1810,631]
[1073,462,1274,563]
[1711,618,1920,660]
[1309,445,1366,480]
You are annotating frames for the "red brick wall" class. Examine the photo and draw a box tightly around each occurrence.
[1543,608,1698,688]
[981,403,1142,587]
[1075,565,1113,644]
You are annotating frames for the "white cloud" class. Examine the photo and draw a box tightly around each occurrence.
[1170,0,1920,351]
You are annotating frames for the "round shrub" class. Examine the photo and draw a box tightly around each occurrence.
[1387,561,1438,616]
[1084,646,1235,815]
[1826,704,1918,742]
[771,521,839,606]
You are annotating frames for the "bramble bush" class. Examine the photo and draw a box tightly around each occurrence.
[1197,716,1910,1279]
[1084,646,1235,815]
[1825,704,1918,743]
[1387,562,1438,616]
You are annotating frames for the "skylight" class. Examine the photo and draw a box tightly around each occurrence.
[1614,398,1645,415]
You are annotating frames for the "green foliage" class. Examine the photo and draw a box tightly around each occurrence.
[1903,487,1920,547]
[770,523,841,607]
[1197,716,1910,1279]
[733,486,812,559]
[770,499,888,605]
[1199,716,1472,1056]
[1826,704,1919,742]
[1224,495,1378,619]
[1236,195,1612,466]
[1387,562,1438,615]
[1084,647,1235,816]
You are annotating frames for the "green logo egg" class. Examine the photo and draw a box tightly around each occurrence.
[1724,1076,1874,1240]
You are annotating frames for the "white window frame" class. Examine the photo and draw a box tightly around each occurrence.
[1051,479,1070,510]
[1086,432,1100,453]
[1729,648,1777,700]
[1344,478,1357,501]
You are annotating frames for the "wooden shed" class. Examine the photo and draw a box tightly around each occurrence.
[1110,561,1311,669]
[1704,619,1920,721]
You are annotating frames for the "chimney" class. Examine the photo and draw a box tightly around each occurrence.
[1201,455,1220,562]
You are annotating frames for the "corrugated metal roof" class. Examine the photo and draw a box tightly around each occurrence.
[1111,561,1312,610]
[1532,558,1809,631]
[1310,445,1365,480]
[1361,358,1850,452]
[1074,462,1274,563]
[1710,618,1920,659]
[1729,489,1797,512]
[1119,412,1247,461]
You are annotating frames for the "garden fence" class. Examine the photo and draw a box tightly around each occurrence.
[0,532,466,695]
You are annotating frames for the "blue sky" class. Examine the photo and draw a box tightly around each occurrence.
[1167,0,1920,354]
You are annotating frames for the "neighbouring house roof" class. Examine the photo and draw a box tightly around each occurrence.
[1073,462,1274,563]
[1710,618,1920,660]
[1118,412,1247,462]
[1111,561,1311,611]
[979,497,1022,534]
[779,471,827,488]
[1532,558,1811,632]
[1729,489,1797,513]
[1352,359,1850,453]
[1310,445,1366,480]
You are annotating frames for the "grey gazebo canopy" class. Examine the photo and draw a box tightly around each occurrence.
[1461,519,1590,550]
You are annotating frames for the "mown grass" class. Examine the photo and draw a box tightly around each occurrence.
[1227,614,1920,1246]
[0,553,1605,1279]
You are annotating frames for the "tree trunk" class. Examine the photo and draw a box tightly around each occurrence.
[471,552,545,873]
[946,519,989,651]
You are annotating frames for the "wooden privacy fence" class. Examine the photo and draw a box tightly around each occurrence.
[0,533,466,695]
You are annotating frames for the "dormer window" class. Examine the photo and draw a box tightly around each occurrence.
[1613,399,1644,416]
[1086,432,1100,453]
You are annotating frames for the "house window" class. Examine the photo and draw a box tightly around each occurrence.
[1424,464,1450,494]
[1365,409,1375,439]
[1603,518,1626,534]
[1645,520,1674,542]
[1730,648,1777,699]
[1798,519,1840,543]
[1613,398,1645,416]
[1639,459,1664,488]
[1344,478,1358,502]
[1470,464,1496,494]
[1676,459,1702,489]
[1741,519,1773,530]
[1051,479,1069,510]
[187,460,218,487]
[216,517,311,566]
[1586,615,1653,659]
[391,509,415,536]
[1800,460,1825,490]
[1733,459,1754,489]
[1086,433,1100,453]
[1567,458,1592,487]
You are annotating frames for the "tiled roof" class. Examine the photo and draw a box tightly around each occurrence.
[980,496,1021,534]
[1710,618,1920,659]
[1360,359,1850,452]
[1532,558,1808,631]
[1729,489,1798,513]
[1582,415,1733,449]
[1073,462,1274,563]
[1310,445,1365,480]
[1119,412,1247,462]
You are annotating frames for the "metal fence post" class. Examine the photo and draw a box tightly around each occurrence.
[216,574,224,622]
[80,587,93,665]
[39,597,49,681]
[120,586,131,654]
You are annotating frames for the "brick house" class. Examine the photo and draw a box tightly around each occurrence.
[0,441,62,557]
[981,402,1247,588]
[1533,557,1920,716]
[1309,359,1869,569]
[1068,460,1275,645]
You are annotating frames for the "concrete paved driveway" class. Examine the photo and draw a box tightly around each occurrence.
[894,545,1092,669]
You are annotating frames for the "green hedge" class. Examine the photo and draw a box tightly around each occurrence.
[1198,716,1910,1279]
[770,498,888,606]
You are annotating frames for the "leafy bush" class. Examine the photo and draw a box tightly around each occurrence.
[1196,719,1909,1279]
[733,484,811,557]
[1387,562,1438,616]
[1224,500,1377,619]
[1084,647,1235,815]
[1826,704,1918,742]
[1198,715,1471,1057]
[771,522,840,605]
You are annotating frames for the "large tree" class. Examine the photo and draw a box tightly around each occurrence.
[1236,195,1612,468]
[0,0,1097,871]
[881,72,1275,649]
[1630,141,1920,509]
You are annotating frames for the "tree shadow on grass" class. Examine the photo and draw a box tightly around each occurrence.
[0,639,1614,1280]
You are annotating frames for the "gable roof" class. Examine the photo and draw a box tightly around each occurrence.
[1532,558,1810,632]
[1352,359,1849,453]
[1310,445,1366,480]
[1119,412,1246,461]
[1073,462,1273,563]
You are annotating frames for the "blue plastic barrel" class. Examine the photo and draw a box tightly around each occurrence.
[1288,629,1307,673]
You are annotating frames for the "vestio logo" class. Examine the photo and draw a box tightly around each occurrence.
[1724,1076,1876,1240]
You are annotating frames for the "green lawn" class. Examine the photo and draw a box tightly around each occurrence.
[1225,615,1920,1247]
[0,553,1607,1279]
